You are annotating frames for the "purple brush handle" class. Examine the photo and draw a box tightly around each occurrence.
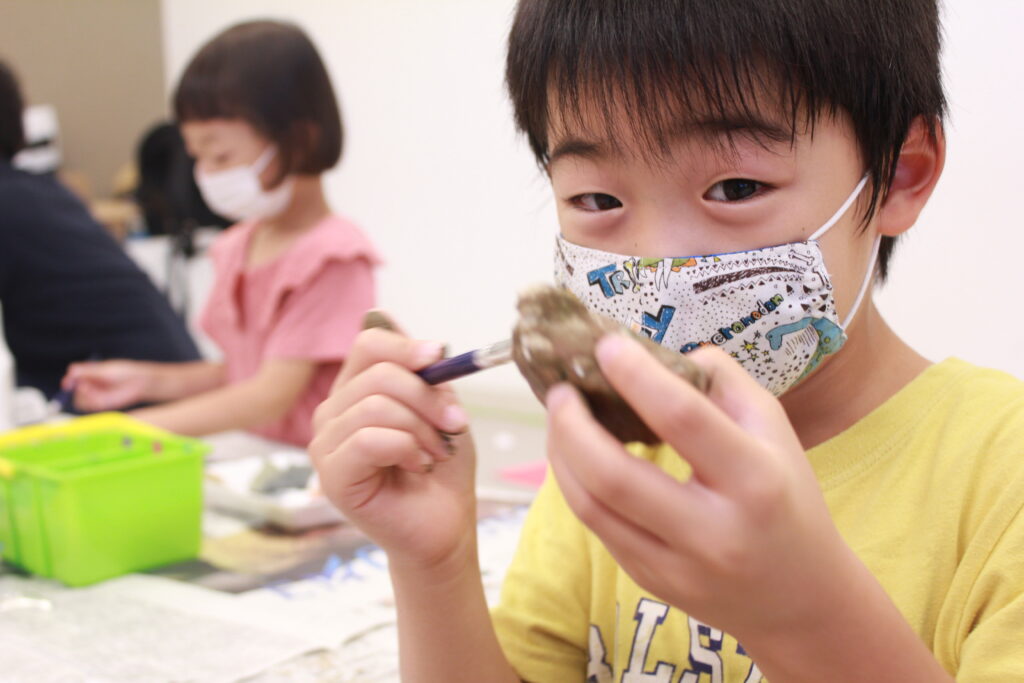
[416,350,481,385]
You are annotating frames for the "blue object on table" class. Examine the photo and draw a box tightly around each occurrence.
[48,387,76,414]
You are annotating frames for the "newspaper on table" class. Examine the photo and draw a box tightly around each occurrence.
[0,505,528,683]
[239,505,529,683]
[0,573,331,683]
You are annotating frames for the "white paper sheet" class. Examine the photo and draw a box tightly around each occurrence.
[0,574,328,683]
[0,506,528,682]
[239,506,528,682]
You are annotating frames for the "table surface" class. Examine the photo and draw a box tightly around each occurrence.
[2,414,543,682]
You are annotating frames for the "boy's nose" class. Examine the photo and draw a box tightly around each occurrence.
[626,204,712,257]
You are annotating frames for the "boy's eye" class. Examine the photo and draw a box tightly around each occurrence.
[705,179,766,202]
[570,193,624,211]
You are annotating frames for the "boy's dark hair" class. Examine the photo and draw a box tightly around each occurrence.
[0,59,26,161]
[174,20,342,182]
[505,0,946,280]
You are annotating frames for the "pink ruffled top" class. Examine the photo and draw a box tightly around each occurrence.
[200,214,380,446]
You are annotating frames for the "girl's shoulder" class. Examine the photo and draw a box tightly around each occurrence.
[206,220,255,267]
[275,214,382,293]
[299,214,382,266]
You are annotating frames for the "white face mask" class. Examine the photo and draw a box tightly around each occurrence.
[194,146,294,221]
[554,176,879,395]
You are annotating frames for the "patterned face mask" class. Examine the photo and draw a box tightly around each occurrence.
[553,176,878,395]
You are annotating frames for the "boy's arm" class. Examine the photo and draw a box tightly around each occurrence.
[130,358,314,436]
[309,326,525,683]
[390,546,523,683]
[739,551,953,681]
[544,333,953,683]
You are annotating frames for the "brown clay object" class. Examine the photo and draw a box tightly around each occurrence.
[511,284,708,444]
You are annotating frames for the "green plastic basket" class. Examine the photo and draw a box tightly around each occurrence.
[0,413,207,586]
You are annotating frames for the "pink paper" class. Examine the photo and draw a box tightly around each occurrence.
[499,460,548,489]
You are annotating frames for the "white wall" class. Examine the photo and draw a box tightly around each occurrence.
[161,0,552,405]
[160,0,1024,406]
[875,0,1024,381]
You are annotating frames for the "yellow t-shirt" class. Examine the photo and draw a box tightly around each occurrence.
[492,358,1024,681]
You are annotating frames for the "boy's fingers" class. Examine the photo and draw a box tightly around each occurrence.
[321,426,436,498]
[685,345,786,429]
[684,346,806,464]
[547,436,677,573]
[332,328,444,392]
[546,383,708,548]
[310,393,451,465]
[594,334,764,490]
[316,362,467,436]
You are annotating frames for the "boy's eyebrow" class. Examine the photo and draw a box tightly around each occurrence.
[547,113,794,164]
[548,137,607,164]
[681,114,794,144]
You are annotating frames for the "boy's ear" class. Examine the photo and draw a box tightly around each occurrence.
[875,116,946,237]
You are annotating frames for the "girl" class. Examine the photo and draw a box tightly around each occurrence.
[64,21,379,447]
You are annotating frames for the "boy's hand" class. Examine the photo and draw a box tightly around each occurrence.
[545,333,854,643]
[309,322,478,572]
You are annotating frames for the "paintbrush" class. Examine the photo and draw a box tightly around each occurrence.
[415,339,513,385]
[362,310,513,385]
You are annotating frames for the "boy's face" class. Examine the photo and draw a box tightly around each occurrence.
[546,100,879,325]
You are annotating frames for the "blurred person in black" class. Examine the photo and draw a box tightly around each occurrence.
[0,59,199,400]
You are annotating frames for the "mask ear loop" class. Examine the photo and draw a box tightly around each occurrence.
[841,234,881,328]
[806,174,876,327]
[809,175,870,241]
[251,146,278,174]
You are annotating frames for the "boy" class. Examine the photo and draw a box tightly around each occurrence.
[310,1,1024,680]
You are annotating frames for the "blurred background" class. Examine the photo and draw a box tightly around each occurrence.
[1,0,1021,413]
